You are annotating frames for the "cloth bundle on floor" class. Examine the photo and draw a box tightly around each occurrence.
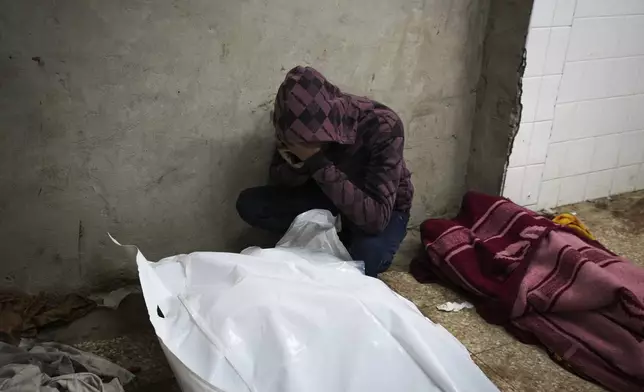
[0,292,96,344]
[410,192,644,392]
[552,213,596,240]
[0,341,134,392]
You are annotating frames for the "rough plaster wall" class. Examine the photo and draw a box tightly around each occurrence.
[466,0,533,194]
[0,0,488,292]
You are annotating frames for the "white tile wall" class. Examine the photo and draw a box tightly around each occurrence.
[508,124,532,168]
[535,75,561,121]
[551,94,644,142]
[521,77,541,123]
[558,174,587,205]
[543,27,571,74]
[543,138,597,180]
[552,0,577,25]
[538,179,561,209]
[567,15,644,61]
[530,0,558,27]
[612,165,640,194]
[504,0,644,208]
[522,164,545,205]
[589,134,620,172]
[528,121,551,164]
[503,167,525,203]
[562,137,595,177]
[637,164,644,190]
[558,56,644,103]
[575,0,644,17]
[585,169,613,199]
[618,130,644,167]
[525,28,551,77]
[543,141,567,180]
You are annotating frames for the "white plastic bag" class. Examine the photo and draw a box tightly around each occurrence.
[122,210,498,392]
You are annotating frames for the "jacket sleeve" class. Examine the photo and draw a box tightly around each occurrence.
[269,150,310,187]
[306,127,404,234]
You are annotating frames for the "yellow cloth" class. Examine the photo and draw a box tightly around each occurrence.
[552,213,596,240]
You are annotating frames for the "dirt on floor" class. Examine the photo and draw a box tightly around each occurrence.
[33,190,644,391]
[555,191,644,267]
[594,193,644,233]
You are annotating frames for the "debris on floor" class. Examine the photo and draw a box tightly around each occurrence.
[552,212,595,240]
[89,286,141,310]
[436,301,473,312]
[0,292,96,344]
[593,193,644,235]
[0,340,134,392]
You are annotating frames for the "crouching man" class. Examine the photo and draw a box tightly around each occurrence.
[236,66,413,277]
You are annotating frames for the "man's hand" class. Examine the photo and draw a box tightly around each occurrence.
[286,143,321,161]
[277,147,305,168]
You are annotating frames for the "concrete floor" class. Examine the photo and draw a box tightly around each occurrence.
[42,191,644,391]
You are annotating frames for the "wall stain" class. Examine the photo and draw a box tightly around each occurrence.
[31,56,44,66]
[91,184,120,223]
[155,167,179,185]
[220,43,229,61]
[257,99,272,111]
[251,98,273,114]
[77,220,84,279]
[56,72,70,93]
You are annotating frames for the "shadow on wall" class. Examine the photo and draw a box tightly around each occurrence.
[86,108,279,292]
[208,109,281,252]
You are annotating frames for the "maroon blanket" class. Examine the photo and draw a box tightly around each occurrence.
[410,192,644,391]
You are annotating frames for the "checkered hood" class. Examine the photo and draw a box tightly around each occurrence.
[273,66,366,145]
[269,66,414,234]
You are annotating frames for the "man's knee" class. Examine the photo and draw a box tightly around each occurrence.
[349,237,394,277]
[236,187,266,226]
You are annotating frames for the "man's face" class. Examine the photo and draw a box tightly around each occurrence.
[273,111,323,164]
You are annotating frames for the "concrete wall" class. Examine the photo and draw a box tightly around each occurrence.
[504,0,644,209]
[0,0,490,292]
[466,0,534,195]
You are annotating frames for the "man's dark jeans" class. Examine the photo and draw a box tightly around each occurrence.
[236,182,409,277]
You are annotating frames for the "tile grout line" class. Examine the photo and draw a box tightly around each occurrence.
[543,163,644,182]
[472,342,520,392]
[573,13,644,21]
[471,341,515,357]
[549,128,644,145]
[556,91,644,105]
[565,53,644,64]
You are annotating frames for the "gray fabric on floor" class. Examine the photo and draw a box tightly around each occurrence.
[0,340,134,392]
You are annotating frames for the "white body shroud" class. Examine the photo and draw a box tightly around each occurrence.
[128,210,498,392]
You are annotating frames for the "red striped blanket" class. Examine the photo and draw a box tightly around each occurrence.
[410,192,644,391]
